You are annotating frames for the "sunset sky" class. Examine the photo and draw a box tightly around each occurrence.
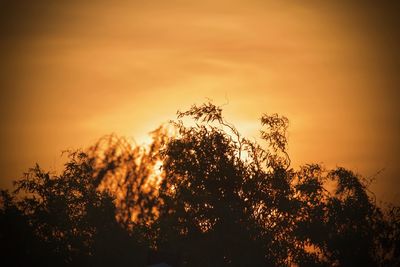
[0,1,399,202]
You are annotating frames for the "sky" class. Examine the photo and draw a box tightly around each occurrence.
[0,0,399,203]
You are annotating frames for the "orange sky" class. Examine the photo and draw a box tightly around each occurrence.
[1,1,399,203]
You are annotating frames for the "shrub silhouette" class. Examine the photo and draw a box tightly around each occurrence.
[0,102,399,266]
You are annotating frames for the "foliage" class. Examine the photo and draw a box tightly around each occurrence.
[0,102,399,266]
[1,151,147,266]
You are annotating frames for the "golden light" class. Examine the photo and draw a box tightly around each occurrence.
[0,1,399,204]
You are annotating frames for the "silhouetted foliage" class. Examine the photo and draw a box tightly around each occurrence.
[1,102,399,266]
[1,151,147,266]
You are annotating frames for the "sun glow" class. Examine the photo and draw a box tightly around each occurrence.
[1,0,398,205]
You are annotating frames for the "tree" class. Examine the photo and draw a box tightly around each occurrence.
[150,102,399,266]
[1,102,399,266]
[0,151,147,266]
[153,103,293,266]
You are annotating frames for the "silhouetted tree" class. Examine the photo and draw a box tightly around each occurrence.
[0,189,42,266]
[1,151,147,266]
[153,103,293,266]
[150,102,399,266]
[1,102,399,266]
